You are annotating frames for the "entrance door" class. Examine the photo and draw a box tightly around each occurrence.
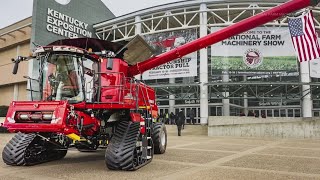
[159,108,169,116]
[250,108,301,117]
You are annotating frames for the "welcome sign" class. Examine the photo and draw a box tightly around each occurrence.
[211,27,298,76]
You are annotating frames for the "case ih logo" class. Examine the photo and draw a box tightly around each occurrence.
[243,49,263,68]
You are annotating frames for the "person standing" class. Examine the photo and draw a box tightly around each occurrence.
[165,112,169,124]
[176,110,185,136]
[169,112,175,125]
[190,111,195,125]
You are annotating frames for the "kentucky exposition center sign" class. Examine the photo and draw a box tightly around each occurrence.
[31,0,114,47]
[46,8,92,38]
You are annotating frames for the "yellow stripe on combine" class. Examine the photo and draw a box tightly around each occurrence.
[139,106,151,109]
[67,133,81,141]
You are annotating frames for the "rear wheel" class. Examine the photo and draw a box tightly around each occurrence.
[152,122,167,154]
[105,121,153,170]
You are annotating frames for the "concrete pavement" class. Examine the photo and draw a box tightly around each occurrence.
[1,125,320,180]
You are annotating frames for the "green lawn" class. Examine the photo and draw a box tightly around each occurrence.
[211,56,298,71]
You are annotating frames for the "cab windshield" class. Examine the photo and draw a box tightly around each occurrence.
[41,53,84,103]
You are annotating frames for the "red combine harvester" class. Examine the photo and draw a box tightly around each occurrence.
[2,0,319,170]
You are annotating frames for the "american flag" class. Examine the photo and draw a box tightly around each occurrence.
[288,10,320,62]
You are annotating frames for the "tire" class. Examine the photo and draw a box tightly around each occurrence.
[152,122,167,154]
[105,121,140,170]
[2,132,36,165]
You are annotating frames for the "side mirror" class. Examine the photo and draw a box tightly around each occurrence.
[12,60,20,74]
[107,58,113,70]
[12,56,28,74]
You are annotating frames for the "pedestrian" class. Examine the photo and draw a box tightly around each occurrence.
[169,112,175,125]
[190,111,195,125]
[165,112,169,124]
[176,110,185,136]
[187,113,191,124]
[240,112,246,116]
[247,110,255,117]
[159,113,164,123]
[157,113,160,122]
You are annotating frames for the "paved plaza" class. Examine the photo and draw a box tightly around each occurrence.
[1,125,320,180]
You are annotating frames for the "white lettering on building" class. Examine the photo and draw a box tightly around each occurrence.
[46,8,92,38]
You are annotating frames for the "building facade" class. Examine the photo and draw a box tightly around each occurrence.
[0,17,32,105]
[0,0,115,107]
[94,0,320,124]
[2,0,320,125]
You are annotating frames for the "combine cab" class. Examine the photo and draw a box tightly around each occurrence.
[2,0,320,170]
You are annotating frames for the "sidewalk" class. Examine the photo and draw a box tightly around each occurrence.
[1,126,320,180]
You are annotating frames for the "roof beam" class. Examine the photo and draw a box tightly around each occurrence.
[7,33,15,38]
[17,29,26,35]
[0,23,31,37]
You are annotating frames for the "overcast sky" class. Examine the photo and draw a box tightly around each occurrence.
[0,0,180,29]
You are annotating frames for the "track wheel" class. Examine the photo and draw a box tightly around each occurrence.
[105,121,141,170]
[2,132,36,165]
[152,122,167,154]
[2,132,68,166]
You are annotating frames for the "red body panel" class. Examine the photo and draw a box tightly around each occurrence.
[100,58,128,103]
[4,101,69,133]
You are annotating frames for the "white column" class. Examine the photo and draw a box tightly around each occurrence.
[222,75,230,116]
[221,45,230,116]
[167,45,175,113]
[243,92,248,115]
[243,75,248,115]
[13,84,19,101]
[200,3,208,125]
[169,78,175,114]
[301,61,312,117]
[135,16,142,80]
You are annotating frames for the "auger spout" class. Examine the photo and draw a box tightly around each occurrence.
[128,0,320,77]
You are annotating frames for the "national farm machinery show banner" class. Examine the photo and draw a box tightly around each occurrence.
[211,27,298,76]
[142,29,197,80]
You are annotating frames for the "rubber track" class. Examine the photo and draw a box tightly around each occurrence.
[152,122,167,154]
[105,121,140,170]
[2,132,36,166]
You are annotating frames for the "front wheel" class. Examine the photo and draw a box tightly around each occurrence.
[152,123,167,154]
